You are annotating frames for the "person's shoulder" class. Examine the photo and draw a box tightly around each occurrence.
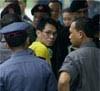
[0,58,12,70]
[32,55,49,67]
[31,42,48,50]
[66,48,86,59]
[67,47,99,59]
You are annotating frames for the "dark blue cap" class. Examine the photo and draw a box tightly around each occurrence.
[0,22,30,34]
[31,4,51,16]
[70,0,88,12]
[1,3,21,18]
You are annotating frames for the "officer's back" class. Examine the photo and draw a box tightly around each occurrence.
[0,22,57,91]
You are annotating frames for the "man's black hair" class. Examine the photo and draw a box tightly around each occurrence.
[48,0,62,10]
[92,14,100,33]
[36,17,58,32]
[4,31,27,47]
[75,17,95,38]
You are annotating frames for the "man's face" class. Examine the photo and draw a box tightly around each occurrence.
[76,8,88,18]
[63,12,75,27]
[37,24,57,47]
[69,22,81,48]
[48,2,62,21]
[33,12,49,28]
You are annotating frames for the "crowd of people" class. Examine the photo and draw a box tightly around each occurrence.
[0,0,99,91]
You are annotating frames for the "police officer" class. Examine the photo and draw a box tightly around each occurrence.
[70,0,88,19]
[0,22,57,91]
[0,13,22,64]
[31,4,51,28]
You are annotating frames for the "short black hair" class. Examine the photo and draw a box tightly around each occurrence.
[36,17,58,32]
[1,13,22,28]
[48,0,62,10]
[75,17,95,38]
[4,31,27,47]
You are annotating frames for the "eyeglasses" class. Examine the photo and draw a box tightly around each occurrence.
[42,31,57,36]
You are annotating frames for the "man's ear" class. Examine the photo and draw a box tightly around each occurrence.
[79,30,84,39]
[36,30,41,37]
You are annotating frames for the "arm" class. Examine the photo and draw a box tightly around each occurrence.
[58,71,71,91]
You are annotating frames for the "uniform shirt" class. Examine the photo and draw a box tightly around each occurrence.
[0,48,57,91]
[59,42,99,91]
[29,42,52,66]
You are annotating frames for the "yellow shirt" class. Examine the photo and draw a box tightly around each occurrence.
[29,42,51,66]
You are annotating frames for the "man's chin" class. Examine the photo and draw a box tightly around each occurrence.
[47,43,53,47]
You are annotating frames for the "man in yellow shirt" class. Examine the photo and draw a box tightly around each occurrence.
[29,17,58,66]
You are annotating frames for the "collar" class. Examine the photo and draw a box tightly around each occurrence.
[11,48,35,58]
[80,41,97,48]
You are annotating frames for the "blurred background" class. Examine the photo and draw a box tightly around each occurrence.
[0,0,72,20]
[0,0,100,20]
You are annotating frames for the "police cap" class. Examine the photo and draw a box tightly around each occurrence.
[31,4,51,16]
[1,3,21,18]
[70,0,88,12]
[0,22,30,34]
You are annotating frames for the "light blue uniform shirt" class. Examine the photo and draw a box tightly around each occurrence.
[0,48,57,91]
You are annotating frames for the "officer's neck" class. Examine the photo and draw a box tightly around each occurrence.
[11,46,28,53]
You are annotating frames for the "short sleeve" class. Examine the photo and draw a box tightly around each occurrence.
[59,56,78,83]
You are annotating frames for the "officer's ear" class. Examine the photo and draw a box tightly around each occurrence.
[5,43,11,50]
[26,37,29,45]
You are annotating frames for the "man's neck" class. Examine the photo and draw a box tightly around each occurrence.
[11,47,28,53]
[81,38,93,46]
